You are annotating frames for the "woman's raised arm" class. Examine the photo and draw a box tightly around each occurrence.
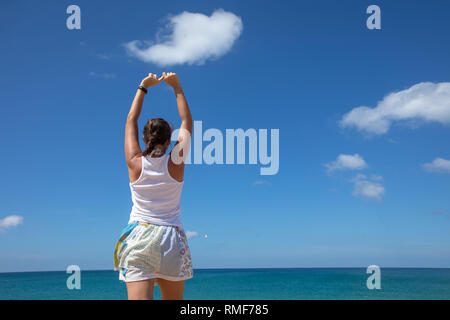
[163,72,193,181]
[125,73,163,166]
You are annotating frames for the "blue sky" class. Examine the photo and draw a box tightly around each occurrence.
[1,0,450,272]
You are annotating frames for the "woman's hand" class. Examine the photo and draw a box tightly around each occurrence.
[140,73,164,89]
[162,72,182,90]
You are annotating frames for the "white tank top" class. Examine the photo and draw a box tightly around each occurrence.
[128,153,184,228]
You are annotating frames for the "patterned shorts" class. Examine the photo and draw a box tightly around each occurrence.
[113,222,193,285]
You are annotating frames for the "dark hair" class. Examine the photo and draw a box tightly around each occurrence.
[142,118,173,157]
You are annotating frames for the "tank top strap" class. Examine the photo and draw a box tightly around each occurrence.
[163,152,180,183]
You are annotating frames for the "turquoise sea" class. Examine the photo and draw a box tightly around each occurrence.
[1,268,450,300]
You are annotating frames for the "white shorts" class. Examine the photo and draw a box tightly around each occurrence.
[114,222,193,284]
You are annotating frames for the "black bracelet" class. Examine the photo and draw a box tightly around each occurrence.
[138,86,148,94]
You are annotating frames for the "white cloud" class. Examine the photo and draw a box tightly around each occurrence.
[370,174,384,181]
[350,174,385,201]
[422,158,450,173]
[96,54,112,60]
[432,209,448,216]
[185,231,198,239]
[325,154,368,172]
[0,215,24,232]
[89,72,117,79]
[252,180,271,186]
[125,9,243,66]
[340,82,450,135]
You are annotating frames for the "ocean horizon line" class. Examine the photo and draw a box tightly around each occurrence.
[1,266,450,275]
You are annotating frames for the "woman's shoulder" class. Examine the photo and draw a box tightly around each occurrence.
[167,151,185,183]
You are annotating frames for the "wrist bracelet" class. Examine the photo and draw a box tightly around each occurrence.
[138,86,148,94]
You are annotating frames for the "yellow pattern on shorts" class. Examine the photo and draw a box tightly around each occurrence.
[118,224,165,273]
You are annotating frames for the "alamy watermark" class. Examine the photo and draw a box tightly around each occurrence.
[66,265,81,290]
[366,265,381,290]
[366,5,381,30]
[170,121,279,175]
[66,5,81,30]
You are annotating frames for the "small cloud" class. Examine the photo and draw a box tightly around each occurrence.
[95,53,124,61]
[185,231,198,239]
[340,82,450,135]
[350,174,385,201]
[370,174,384,181]
[387,138,399,144]
[96,53,113,60]
[422,158,450,173]
[204,234,208,239]
[124,9,243,66]
[325,154,368,173]
[252,180,271,186]
[0,215,24,232]
[432,209,448,216]
[89,72,117,80]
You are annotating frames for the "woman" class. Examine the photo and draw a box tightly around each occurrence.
[114,72,193,300]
